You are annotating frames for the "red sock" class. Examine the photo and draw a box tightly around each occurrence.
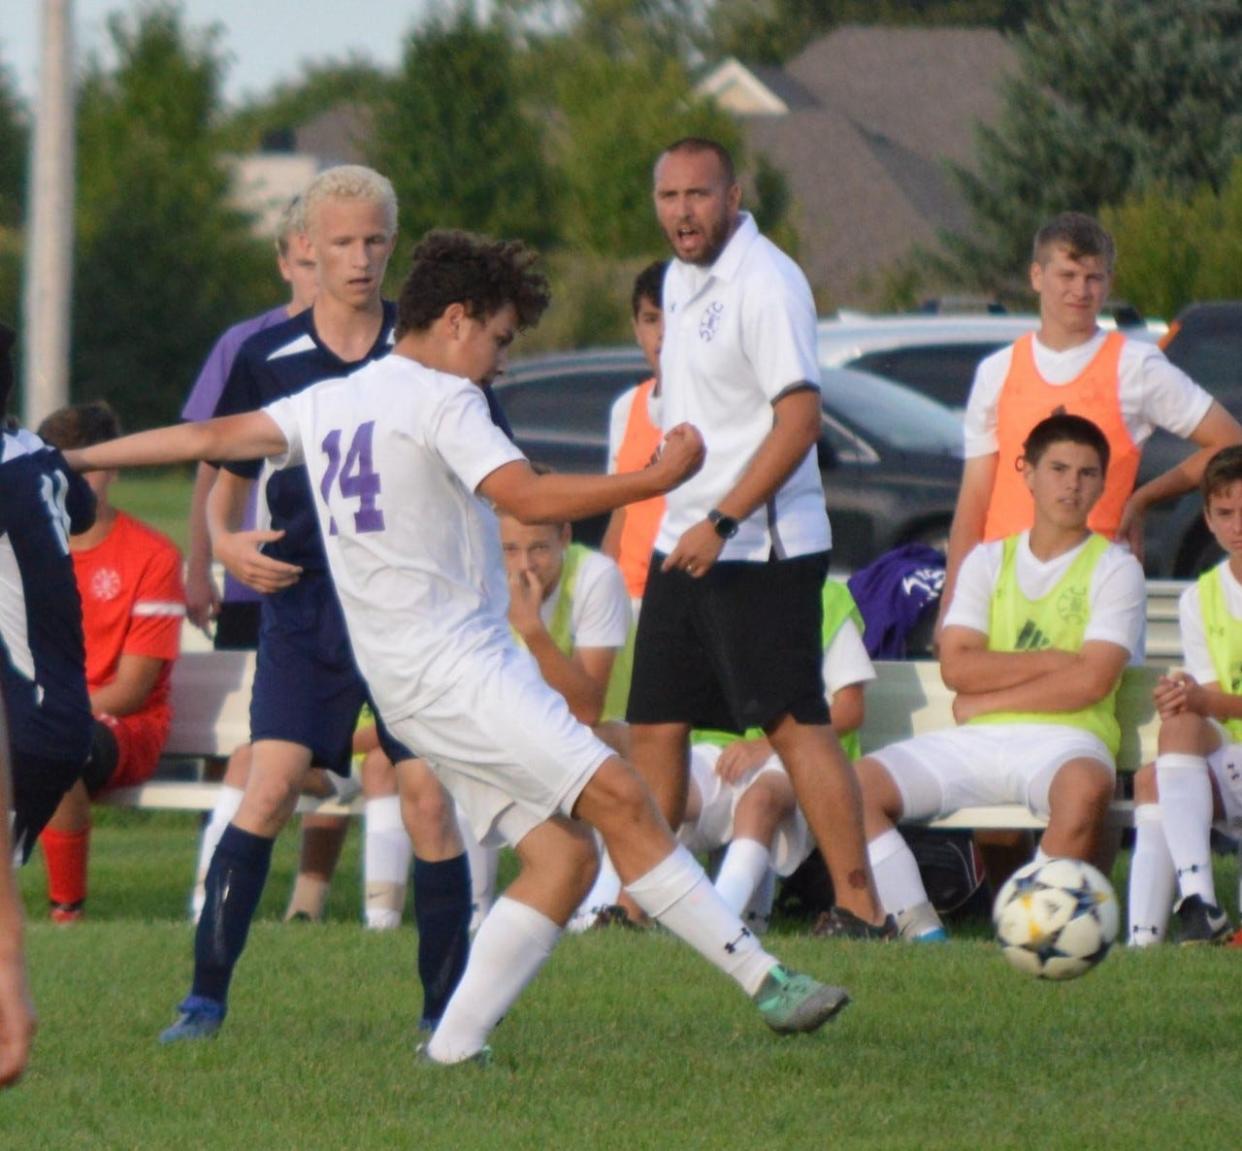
[41,826,90,907]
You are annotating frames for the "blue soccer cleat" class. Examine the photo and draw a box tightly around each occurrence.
[158,995,226,1045]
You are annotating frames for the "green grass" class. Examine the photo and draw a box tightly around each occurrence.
[10,814,1242,1149]
[111,468,195,553]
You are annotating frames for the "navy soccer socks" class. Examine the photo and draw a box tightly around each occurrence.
[413,853,472,1028]
[191,824,274,1005]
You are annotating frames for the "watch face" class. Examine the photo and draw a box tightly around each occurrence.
[710,511,738,539]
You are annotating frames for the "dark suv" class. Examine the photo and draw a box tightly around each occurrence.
[1142,301,1242,577]
[492,349,964,573]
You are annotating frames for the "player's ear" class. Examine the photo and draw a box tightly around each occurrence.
[442,302,467,340]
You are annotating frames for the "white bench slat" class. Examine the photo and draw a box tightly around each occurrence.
[98,782,360,817]
[163,650,255,758]
[860,660,1169,774]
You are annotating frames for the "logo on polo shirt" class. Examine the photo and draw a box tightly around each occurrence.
[699,301,724,342]
[90,567,122,602]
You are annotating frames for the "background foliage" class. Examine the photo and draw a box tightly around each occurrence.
[4,0,1242,424]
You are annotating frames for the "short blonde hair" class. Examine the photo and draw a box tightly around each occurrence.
[302,165,398,237]
[274,194,306,256]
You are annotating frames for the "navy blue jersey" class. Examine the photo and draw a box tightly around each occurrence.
[214,303,397,572]
[0,426,95,764]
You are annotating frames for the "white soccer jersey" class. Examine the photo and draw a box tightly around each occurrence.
[263,354,525,724]
[1179,560,1242,685]
[944,531,1146,659]
[539,549,631,650]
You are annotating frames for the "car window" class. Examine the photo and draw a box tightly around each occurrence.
[847,343,1005,408]
[498,368,644,445]
[821,368,963,456]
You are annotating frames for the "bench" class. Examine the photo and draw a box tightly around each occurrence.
[862,660,1171,831]
[96,651,357,817]
[99,649,1175,831]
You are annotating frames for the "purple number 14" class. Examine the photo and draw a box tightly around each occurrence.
[320,422,386,534]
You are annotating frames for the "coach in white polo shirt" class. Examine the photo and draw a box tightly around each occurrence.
[626,137,892,938]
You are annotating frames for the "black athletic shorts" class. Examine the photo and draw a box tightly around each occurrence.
[627,550,831,734]
[214,601,261,651]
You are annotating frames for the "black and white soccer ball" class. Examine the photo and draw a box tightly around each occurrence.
[992,857,1120,981]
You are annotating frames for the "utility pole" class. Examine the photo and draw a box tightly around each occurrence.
[22,0,76,427]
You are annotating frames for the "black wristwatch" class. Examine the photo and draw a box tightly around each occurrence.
[708,509,740,540]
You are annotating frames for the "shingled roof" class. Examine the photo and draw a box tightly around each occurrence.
[701,25,1017,305]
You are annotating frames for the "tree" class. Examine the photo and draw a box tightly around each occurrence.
[946,0,1242,293]
[0,57,27,327]
[529,34,740,258]
[0,58,26,230]
[1104,157,1242,320]
[367,6,560,276]
[72,3,273,429]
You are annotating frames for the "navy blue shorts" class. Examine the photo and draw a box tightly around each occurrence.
[249,574,368,773]
[11,749,85,864]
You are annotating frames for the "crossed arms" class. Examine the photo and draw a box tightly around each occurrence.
[940,625,1130,724]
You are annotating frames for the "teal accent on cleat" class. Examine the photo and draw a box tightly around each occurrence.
[159,996,225,1045]
[753,964,850,1035]
[911,926,949,942]
[415,1041,493,1068]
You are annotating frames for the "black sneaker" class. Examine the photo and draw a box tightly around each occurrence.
[1174,894,1232,945]
[811,906,899,941]
[591,904,642,930]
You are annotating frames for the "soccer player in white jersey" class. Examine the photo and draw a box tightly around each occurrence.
[1128,445,1242,947]
[66,229,853,1064]
[854,414,1146,941]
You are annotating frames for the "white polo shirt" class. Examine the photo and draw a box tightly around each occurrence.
[657,212,829,561]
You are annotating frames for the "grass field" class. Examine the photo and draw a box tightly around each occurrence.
[111,469,195,554]
[9,812,1242,1149]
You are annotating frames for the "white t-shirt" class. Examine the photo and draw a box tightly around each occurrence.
[823,615,875,696]
[606,384,662,475]
[541,548,631,650]
[963,331,1212,459]
[657,212,828,561]
[945,531,1146,660]
[1179,561,1242,685]
[264,355,526,723]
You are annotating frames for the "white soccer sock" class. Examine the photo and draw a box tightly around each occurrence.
[1155,753,1217,905]
[566,842,622,933]
[1128,804,1177,946]
[742,865,777,933]
[456,806,498,935]
[713,838,771,917]
[1033,846,1052,866]
[867,828,932,917]
[426,896,560,1063]
[625,844,776,997]
[190,785,244,922]
[364,796,411,930]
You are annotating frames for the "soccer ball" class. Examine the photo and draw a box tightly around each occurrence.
[992,857,1120,981]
